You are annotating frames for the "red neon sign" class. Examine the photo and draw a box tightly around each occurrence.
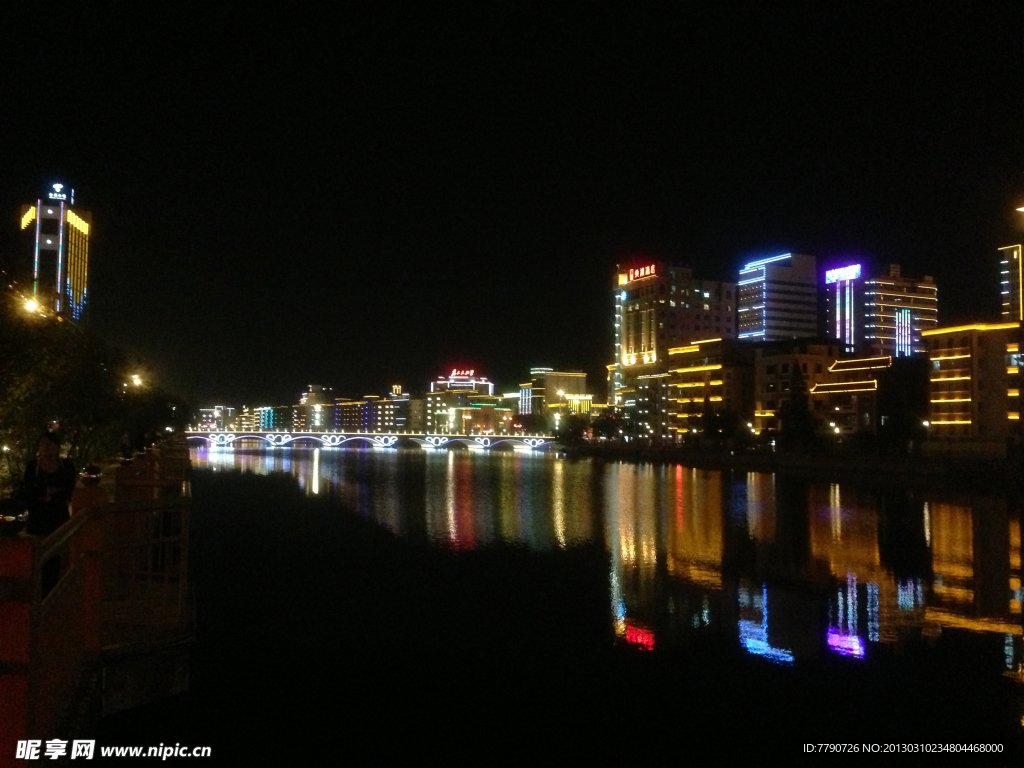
[628,264,657,282]
[450,369,475,377]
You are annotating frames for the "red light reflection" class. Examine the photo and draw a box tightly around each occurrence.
[625,622,655,651]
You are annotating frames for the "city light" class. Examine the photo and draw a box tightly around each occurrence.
[24,299,38,312]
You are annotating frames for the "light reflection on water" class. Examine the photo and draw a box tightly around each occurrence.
[192,444,1024,673]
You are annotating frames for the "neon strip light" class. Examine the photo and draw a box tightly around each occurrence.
[56,202,65,311]
[847,279,853,347]
[738,276,765,285]
[66,209,89,234]
[21,206,36,229]
[738,331,765,338]
[930,398,971,403]
[33,199,41,289]
[931,419,972,425]
[810,381,877,393]
[690,337,722,345]
[828,356,891,371]
[1010,367,1020,375]
[1010,390,1020,397]
[931,354,970,361]
[671,364,722,374]
[923,322,1019,336]
[930,376,970,382]
[668,346,699,355]
[1010,413,1021,420]
[743,253,792,270]
[897,307,912,357]
[835,282,841,340]
[1010,344,1020,353]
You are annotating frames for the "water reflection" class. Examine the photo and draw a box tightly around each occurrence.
[192,444,1024,673]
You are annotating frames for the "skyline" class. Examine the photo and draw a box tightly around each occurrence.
[4,5,1024,404]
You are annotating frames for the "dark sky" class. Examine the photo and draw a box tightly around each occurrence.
[3,4,1024,405]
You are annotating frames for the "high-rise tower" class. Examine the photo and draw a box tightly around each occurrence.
[20,182,91,320]
[737,253,817,341]
[862,263,937,357]
[999,244,1023,322]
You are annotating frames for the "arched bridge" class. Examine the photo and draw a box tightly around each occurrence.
[185,431,557,451]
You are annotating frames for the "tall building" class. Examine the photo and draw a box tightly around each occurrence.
[923,321,1022,457]
[738,253,817,342]
[611,260,737,406]
[861,264,937,357]
[666,338,754,439]
[999,245,1023,322]
[20,182,91,320]
[518,368,588,415]
[425,369,495,433]
[824,262,864,353]
[334,396,396,432]
[431,368,494,396]
[751,339,839,433]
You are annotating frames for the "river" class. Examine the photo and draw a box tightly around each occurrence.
[183,442,1024,761]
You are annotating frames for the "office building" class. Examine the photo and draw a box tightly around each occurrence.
[808,355,893,436]
[518,368,589,415]
[611,261,737,407]
[255,406,291,431]
[334,396,396,432]
[20,182,91,320]
[666,339,754,438]
[388,385,409,431]
[923,322,1022,457]
[198,406,235,430]
[861,264,937,357]
[431,369,494,396]
[824,262,864,353]
[738,253,817,342]
[297,384,334,431]
[425,370,494,433]
[999,245,1023,322]
[752,339,840,434]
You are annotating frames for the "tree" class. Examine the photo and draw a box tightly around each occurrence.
[590,412,618,440]
[0,287,187,491]
[778,364,817,452]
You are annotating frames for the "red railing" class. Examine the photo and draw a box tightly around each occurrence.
[0,441,191,767]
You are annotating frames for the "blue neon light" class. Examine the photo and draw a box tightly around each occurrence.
[742,253,792,270]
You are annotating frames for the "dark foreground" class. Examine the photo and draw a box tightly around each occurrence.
[97,471,1024,765]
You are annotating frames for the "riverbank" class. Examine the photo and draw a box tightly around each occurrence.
[562,442,1024,492]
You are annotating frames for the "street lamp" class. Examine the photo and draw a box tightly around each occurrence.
[24,299,38,313]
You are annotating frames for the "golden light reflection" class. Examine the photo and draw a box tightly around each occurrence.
[665,466,723,589]
[931,502,974,605]
[553,460,566,548]
[186,446,1024,666]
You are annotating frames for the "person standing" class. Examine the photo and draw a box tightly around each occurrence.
[22,432,76,536]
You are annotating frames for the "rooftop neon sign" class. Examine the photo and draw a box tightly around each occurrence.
[627,264,656,282]
[825,264,861,284]
[450,369,475,377]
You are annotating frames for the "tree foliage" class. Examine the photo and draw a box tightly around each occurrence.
[0,292,188,490]
[778,364,817,452]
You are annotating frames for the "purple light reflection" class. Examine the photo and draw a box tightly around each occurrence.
[827,628,865,658]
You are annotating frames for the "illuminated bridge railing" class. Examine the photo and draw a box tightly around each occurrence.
[185,431,556,450]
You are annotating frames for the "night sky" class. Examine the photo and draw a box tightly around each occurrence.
[3,4,1024,406]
